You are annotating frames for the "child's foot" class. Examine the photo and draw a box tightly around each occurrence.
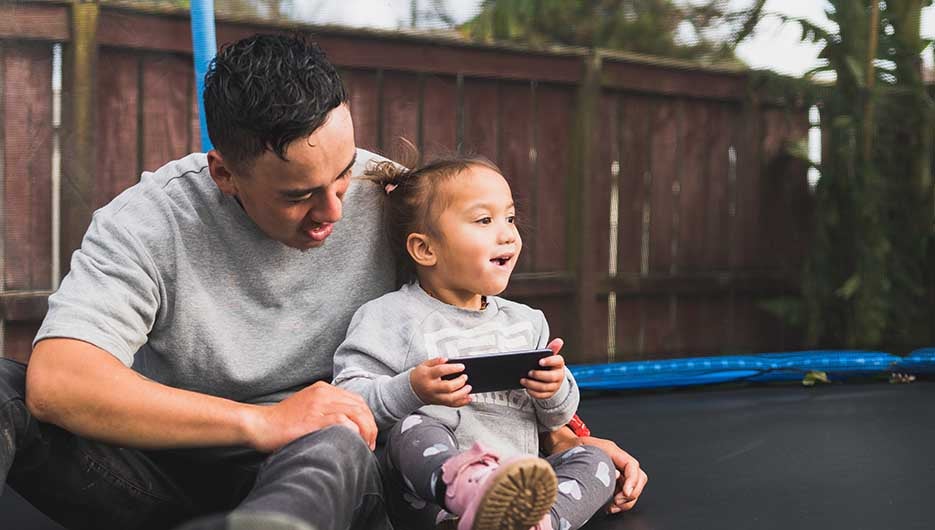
[441,442,557,530]
[529,513,553,530]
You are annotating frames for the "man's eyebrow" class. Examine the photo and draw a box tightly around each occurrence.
[280,153,357,198]
[340,152,357,178]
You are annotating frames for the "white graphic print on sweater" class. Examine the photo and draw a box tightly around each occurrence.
[422,320,537,412]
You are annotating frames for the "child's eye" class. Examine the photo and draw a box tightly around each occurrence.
[507,215,516,224]
[477,217,492,224]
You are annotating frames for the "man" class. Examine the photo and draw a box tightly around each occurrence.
[0,33,645,530]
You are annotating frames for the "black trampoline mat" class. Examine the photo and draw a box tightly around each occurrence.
[579,381,935,530]
[3,382,933,529]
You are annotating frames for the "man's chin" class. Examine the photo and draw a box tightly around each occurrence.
[299,239,326,251]
[285,237,327,251]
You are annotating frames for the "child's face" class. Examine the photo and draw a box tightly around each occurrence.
[428,166,522,300]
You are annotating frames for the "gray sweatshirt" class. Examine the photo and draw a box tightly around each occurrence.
[35,150,395,405]
[333,282,580,457]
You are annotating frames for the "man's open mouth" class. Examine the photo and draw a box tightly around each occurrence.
[305,223,334,242]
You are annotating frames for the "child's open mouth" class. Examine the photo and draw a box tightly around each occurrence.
[491,254,513,267]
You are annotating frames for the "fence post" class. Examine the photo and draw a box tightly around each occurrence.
[59,0,99,279]
[568,51,603,364]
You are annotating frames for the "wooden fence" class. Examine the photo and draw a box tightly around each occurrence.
[0,1,812,365]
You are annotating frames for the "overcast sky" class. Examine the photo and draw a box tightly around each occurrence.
[290,0,935,76]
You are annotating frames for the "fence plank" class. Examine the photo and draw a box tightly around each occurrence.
[640,298,674,358]
[601,57,747,101]
[591,93,616,279]
[0,3,69,42]
[612,297,641,359]
[677,101,711,272]
[678,295,731,356]
[648,98,679,274]
[523,295,575,360]
[497,81,535,273]
[380,71,420,155]
[3,43,53,291]
[95,47,140,207]
[533,84,572,272]
[421,74,457,160]
[730,296,782,354]
[342,69,379,153]
[759,108,811,272]
[702,104,735,270]
[617,95,651,276]
[314,34,583,84]
[731,102,762,269]
[97,9,192,55]
[461,78,498,160]
[142,53,192,172]
[190,74,201,152]
[583,92,617,362]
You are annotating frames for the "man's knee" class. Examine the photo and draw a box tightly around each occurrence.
[274,426,375,469]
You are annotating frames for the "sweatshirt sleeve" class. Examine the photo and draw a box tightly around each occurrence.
[34,209,161,365]
[332,299,426,431]
[530,310,580,431]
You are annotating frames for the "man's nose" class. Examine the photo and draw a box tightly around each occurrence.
[314,190,343,224]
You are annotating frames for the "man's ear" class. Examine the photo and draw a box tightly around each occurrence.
[207,150,239,196]
[406,232,437,267]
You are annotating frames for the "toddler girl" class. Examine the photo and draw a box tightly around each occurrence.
[333,155,614,530]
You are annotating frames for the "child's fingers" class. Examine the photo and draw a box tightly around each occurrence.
[520,377,561,394]
[526,390,555,399]
[538,354,565,369]
[430,362,466,378]
[421,357,448,367]
[438,374,468,393]
[546,337,564,355]
[445,384,473,407]
[528,367,564,383]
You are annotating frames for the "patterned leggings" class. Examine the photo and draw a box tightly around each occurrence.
[383,413,616,530]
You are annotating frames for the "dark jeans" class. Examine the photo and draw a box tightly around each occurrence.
[0,359,390,530]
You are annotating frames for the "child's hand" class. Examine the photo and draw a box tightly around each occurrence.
[521,338,566,399]
[410,357,473,407]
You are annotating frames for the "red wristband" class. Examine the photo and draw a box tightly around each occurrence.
[568,414,591,437]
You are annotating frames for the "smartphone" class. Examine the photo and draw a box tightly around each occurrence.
[442,348,555,393]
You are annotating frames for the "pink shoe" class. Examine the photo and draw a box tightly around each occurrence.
[441,442,557,530]
[528,513,553,530]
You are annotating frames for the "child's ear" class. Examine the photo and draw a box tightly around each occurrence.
[406,232,437,267]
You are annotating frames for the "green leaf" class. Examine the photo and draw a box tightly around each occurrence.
[802,370,830,386]
[835,274,861,300]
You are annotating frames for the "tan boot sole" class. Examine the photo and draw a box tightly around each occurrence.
[469,458,557,530]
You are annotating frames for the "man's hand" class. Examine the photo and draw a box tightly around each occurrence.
[410,357,473,407]
[247,381,378,453]
[522,338,566,399]
[579,436,648,513]
[541,425,648,514]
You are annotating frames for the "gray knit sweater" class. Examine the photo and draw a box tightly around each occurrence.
[333,282,580,457]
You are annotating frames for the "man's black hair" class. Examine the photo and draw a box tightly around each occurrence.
[203,33,348,172]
